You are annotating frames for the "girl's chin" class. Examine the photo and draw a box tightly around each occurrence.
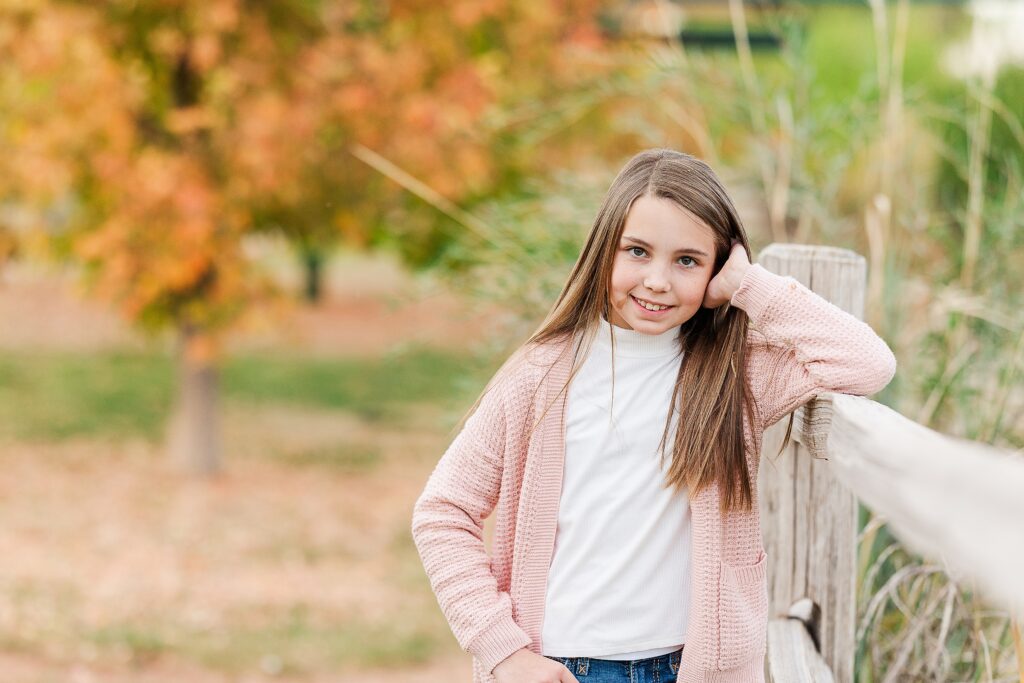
[613,315,683,334]
[631,321,679,334]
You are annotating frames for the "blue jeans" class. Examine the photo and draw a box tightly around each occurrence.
[544,648,682,682]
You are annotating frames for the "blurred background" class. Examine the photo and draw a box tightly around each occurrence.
[0,0,1021,681]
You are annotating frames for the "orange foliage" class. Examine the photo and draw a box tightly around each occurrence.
[1,0,616,326]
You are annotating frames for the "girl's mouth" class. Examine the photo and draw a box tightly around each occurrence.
[631,295,674,315]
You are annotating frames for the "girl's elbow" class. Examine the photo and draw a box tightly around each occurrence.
[859,342,897,395]
[824,341,896,397]
[410,490,437,550]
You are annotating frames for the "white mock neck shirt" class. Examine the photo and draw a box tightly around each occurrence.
[541,316,691,661]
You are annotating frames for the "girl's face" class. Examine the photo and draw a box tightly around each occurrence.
[608,194,719,335]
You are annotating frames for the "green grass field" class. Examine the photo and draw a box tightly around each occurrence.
[0,347,493,442]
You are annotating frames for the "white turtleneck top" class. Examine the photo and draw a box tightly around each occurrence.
[541,317,691,661]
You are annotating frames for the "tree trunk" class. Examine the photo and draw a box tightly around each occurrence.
[168,323,221,476]
[301,246,324,304]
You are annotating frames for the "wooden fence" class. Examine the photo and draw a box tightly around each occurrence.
[757,244,1024,682]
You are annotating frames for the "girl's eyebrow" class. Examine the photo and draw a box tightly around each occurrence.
[621,235,710,258]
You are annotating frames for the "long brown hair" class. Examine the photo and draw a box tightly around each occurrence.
[527,148,760,512]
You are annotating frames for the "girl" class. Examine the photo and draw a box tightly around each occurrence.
[412,149,896,683]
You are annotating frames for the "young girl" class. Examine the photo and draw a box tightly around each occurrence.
[412,149,896,683]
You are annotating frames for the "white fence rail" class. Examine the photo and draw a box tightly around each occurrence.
[795,392,1024,617]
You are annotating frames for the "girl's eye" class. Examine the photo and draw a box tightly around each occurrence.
[678,256,696,267]
[627,246,646,257]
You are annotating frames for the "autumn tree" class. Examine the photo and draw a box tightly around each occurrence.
[0,0,622,474]
[0,0,337,473]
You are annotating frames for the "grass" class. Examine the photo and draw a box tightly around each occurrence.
[179,608,445,673]
[802,4,963,105]
[0,347,491,442]
[76,608,449,674]
[270,444,383,472]
[87,623,167,665]
[0,352,174,441]
[223,348,489,420]
[0,602,452,675]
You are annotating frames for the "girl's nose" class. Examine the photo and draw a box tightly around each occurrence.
[643,271,670,292]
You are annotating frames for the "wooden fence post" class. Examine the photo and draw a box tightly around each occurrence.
[757,244,866,683]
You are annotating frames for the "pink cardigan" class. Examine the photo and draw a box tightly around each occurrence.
[412,264,896,682]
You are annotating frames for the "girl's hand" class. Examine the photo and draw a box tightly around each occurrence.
[703,241,751,308]
[492,648,579,683]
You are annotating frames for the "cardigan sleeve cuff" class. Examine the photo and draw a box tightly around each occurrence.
[466,615,533,674]
[729,262,790,324]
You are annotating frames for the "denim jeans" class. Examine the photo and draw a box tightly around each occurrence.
[544,647,682,683]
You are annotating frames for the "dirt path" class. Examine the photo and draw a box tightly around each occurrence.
[0,405,475,682]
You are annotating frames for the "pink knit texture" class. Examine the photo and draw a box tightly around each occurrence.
[412,264,896,682]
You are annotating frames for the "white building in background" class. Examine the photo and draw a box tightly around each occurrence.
[944,0,1024,82]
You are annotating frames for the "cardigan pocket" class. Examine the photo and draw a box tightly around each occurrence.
[717,550,769,670]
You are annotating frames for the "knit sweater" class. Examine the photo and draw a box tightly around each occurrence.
[411,264,897,683]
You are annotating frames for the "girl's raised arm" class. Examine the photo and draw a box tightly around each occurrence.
[730,262,897,430]
[410,369,532,674]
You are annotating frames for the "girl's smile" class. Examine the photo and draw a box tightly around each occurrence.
[630,294,674,313]
[608,195,718,335]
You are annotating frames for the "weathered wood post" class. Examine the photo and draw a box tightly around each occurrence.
[757,244,866,683]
